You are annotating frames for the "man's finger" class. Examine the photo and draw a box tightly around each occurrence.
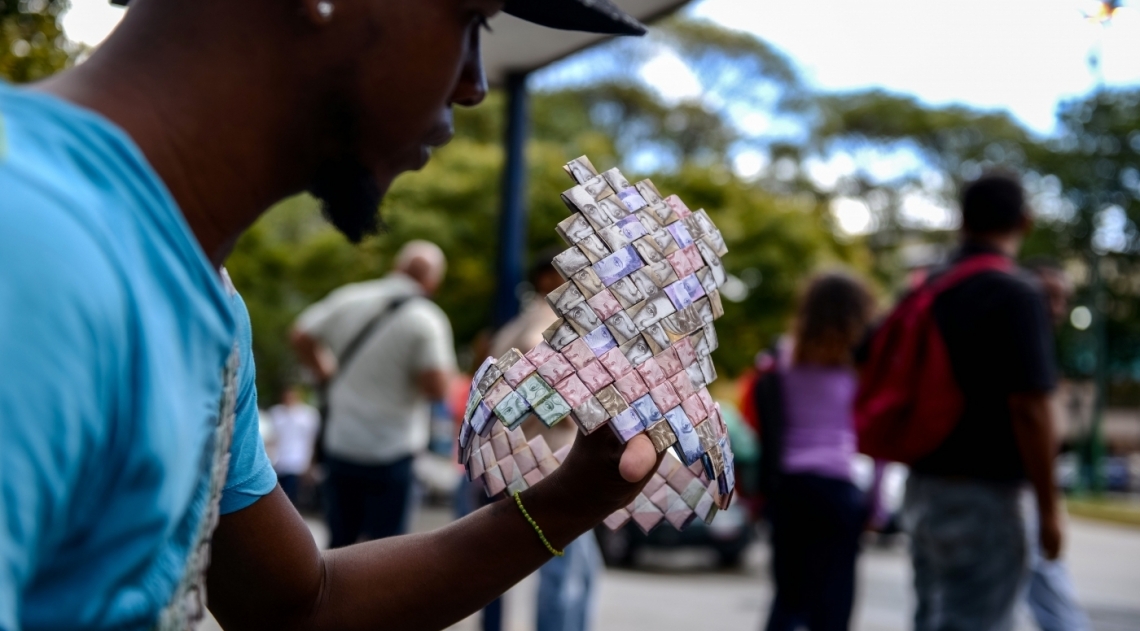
[618,434,657,482]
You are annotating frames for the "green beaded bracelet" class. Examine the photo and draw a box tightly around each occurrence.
[513,491,564,557]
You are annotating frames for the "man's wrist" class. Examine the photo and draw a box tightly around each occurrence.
[516,472,603,551]
[1036,488,1060,517]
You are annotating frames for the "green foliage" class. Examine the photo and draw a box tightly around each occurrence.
[656,17,806,111]
[1030,89,1140,381]
[0,0,75,83]
[534,82,735,166]
[650,166,865,370]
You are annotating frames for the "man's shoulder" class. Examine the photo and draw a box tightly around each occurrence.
[0,89,140,311]
[940,264,1040,311]
[0,183,128,332]
[399,296,450,328]
[971,268,1043,310]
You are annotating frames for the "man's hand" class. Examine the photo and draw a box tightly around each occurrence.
[208,421,664,631]
[512,425,662,552]
[1009,391,1064,560]
[415,368,451,400]
[554,428,659,507]
[289,328,336,384]
[1038,504,1064,560]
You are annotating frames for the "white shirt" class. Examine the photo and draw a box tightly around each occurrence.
[295,273,456,464]
[268,402,320,475]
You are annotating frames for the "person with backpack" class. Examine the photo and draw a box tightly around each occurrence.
[755,272,880,631]
[856,172,1062,631]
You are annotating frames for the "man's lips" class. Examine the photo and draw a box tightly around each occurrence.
[409,125,454,171]
[424,124,455,149]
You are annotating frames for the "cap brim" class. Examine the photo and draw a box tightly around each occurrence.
[504,0,647,36]
[109,0,646,35]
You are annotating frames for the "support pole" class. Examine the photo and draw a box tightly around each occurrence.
[493,71,530,329]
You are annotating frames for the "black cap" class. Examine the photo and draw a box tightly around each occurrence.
[504,0,646,35]
[108,0,647,36]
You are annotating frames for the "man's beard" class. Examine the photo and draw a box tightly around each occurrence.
[310,158,386,243]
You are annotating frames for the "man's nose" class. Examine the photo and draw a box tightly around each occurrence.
[451,32,488,107]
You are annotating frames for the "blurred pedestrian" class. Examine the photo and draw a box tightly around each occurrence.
[1021,259,1090,631]
[756,273,879,631]
[885,173,1063,631]
[268,386,320,506]
[291,240,457,547]
[488,252,602,631]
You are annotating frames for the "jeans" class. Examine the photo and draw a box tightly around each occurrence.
[1021,494,1090,631]
[324,454,415,548]
[536,533,602,631]
[904,474,1029,631]
[764,473,866,631]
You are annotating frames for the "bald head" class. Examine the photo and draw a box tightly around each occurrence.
[395,240,447,295]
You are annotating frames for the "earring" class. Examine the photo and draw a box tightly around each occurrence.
[316,0,334,20]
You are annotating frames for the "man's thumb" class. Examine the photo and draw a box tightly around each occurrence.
[618,434,657,483]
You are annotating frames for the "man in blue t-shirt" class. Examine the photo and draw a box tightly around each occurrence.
[0,0,661,629]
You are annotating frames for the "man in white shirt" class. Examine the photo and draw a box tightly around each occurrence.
[268,386,321,505]
[292,240,457,546]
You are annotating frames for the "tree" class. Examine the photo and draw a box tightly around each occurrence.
[1031,89,1140,390]
[0,0,76,83]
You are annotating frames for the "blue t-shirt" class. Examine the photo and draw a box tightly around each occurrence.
[0,84,277,629]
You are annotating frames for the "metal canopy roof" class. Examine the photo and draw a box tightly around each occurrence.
[482,0,690,86]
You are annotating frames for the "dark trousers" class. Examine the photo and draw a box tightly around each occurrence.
[765,473,865,631]
[324,454,415,549]
[278,473,301,505]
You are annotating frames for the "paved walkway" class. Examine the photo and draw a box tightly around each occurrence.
[200,509,1140,631]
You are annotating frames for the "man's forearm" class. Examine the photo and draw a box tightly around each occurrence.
[316,472,600,631]
[415,368,451,401]
[207,430,657,631]
[1009,392,1059,516]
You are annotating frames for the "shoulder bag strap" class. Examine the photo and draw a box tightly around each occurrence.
[331,294,416,386]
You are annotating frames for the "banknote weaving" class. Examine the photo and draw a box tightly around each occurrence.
[457,155,736,533]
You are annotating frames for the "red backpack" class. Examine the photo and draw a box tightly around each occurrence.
[854,254,1013,463]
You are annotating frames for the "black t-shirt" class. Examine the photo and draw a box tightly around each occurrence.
[913,244,1058,481]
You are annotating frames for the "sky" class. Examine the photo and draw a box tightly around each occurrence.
[61,0,1140,234]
